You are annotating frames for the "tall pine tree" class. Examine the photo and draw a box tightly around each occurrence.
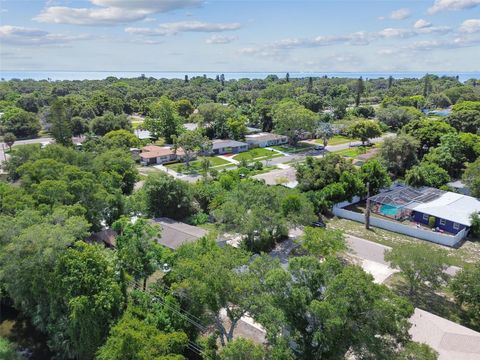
[49,99,72,146]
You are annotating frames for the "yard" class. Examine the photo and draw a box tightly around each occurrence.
[327,217,480,267]
[271,143,315,154]
[333,144,379,159]
[233,148,283,162]
[316,135,358,146]
[165,156,233,173]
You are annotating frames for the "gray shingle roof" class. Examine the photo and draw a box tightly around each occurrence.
[153,217,208,250]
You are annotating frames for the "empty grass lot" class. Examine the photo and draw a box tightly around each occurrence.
[233,148,282,161]
[327,217,480,267]
[271,143,315,154]
[316,135,357,145]
[165,156,232,173]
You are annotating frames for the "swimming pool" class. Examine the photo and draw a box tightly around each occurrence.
[379,204,400,217]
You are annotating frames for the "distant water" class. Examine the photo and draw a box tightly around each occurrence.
[0,71,478,82]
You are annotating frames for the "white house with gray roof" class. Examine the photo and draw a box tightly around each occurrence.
[209,139,249,155]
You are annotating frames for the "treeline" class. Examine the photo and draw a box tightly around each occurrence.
[1,74,479,141]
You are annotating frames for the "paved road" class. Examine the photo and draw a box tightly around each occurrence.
[264,133,395,167]
[0,137,52,165]
[346,234,460,276]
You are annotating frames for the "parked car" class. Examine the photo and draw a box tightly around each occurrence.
[314,144,325,151]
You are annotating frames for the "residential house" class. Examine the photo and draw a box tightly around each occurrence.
[153,217,208,250]
[210,139,249,155]
[447,180,471,196]
[245,132,288,148]
[368,185,480,236]
[140,145,185,165]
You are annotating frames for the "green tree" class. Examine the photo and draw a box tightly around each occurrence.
[132,173,193,219]
[359,159,392,194]
[103,129,140,149]
[355,76,364,107]
[0,337,25,360]
[469,212,480,238]
[297,93,323,112]
[112,217,169,290]
[168,239,257,346]
[145,97,181,143]
[402,119,455,155]
[380,134,420,177]
[49,99,72,146]
[463,158,480,198]
[3,132,16,150]
[385,243,450,299]
[94,149,139,195]
[91,112,132,136]
[376,106,423,130]
[226,115,248,140]
[299,227,346,258]
[251,255,414,359]
[347,120,382,145]
[173,130,212,167]
[315,122,334,146]
[423,133,468,178]
[175,99,194,119]
[97,312,188,360]
[0,107,41,138]
[447,110,480,134]
[405,162,450,188]
[220,338,265,360]
[450,261,480,329]
[272,100,317,145]
[296,153,355,192]
[50,241,125,359]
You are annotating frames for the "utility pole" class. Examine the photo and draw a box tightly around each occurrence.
[365,181,371,230]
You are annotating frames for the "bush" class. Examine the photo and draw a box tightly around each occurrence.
[428,216,436,228]
[470,213,480,238]
[187,212,209,226]
[253,161,263,170]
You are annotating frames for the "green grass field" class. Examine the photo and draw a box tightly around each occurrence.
[316,135,357,145]
[233,148,282,161]
[165,156,232,173]
[271,143,315,154]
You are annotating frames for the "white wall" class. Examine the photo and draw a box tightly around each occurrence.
[332,204,464,248]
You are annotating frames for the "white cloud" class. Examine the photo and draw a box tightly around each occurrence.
[35,0,204,25]
[428,0,480,14]
[126,21,241,36]
[459,19,480,33]
[0,25,89,45]
[409,36,480,50]
[414,19,432,29]
[379,8,412,20]
[378,28,416,38]
[205,35,237,44]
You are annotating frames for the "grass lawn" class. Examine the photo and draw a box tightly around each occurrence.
[271,143,315,154]
[233,148,283,161]
[327,217,480,267]
[165,156,232,174]
[316,135,357,145]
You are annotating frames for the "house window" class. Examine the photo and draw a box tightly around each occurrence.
[439,218,446,226]
[453,222,460,230]
[422,213,429,221]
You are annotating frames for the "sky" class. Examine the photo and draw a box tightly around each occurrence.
[0,0,479,72]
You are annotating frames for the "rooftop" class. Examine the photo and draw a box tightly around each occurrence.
[140,145,185,159]
[211,139,248,149]
[369,185,480,226]
[412,192,480,226]
[153,217,208,250]
[410,308,480,360]
[245,132,287,141]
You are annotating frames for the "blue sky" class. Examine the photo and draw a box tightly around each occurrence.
[0,0,479,72]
